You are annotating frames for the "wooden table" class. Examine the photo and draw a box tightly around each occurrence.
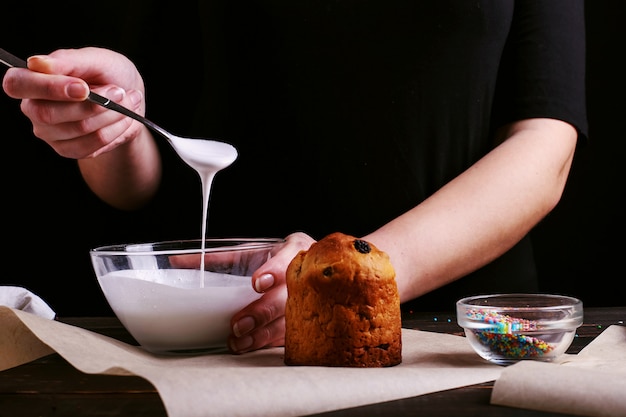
[0,307,623,417]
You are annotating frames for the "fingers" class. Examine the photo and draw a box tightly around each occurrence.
[250,232,314,290]
[22,86,118,129]
[26,48,142,90]
[3,48,143,102]
[23,86,144,159]
[228,232,315,354]
[3,67,89,102]
[228,286,287,354]
[3,50,102,101]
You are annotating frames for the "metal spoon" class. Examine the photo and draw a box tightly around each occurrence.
[0,48,237,172]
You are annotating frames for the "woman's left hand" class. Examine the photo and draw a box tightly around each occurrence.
[228,232,315,354]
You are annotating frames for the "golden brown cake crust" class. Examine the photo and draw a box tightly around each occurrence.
[284,232,402,367]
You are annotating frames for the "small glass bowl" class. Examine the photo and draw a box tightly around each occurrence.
[456,294,583,365]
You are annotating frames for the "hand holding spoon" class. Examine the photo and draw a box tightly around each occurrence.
[0,48,238,173]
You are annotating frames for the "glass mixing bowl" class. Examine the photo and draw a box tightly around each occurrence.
[90,238,284,354]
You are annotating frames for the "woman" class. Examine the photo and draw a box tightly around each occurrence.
[2,1,587,353]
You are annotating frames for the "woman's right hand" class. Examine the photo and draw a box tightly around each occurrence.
[3,47,163,210]
[2,47,147,159]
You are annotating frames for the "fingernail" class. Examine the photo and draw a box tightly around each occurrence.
[105,87,125,103]
[27,55,47,64]
[254,273,274,293]
[128,89,143,107]
[233,316,255,337]
[66,82,89,99]
[229,335,253,352]
[26,56,51,70]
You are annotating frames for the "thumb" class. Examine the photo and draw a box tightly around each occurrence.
[28,47,140,92]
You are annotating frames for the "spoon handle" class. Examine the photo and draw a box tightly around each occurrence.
[0,48,171,143]
[0,48,26,68]
[85,90,171,142]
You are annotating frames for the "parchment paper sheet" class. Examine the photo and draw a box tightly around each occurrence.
[0,306,503,417]
[491,325,626,417]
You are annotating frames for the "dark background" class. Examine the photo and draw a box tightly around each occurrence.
[1,1,624,315]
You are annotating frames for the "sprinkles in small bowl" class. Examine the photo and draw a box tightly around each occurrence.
[457,294,583,365]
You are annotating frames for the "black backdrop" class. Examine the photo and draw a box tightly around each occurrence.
[1,1,624,315]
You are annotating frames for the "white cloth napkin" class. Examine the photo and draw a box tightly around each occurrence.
[0,286,55,319]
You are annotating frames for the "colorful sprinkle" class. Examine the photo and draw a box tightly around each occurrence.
[466,308,553,359]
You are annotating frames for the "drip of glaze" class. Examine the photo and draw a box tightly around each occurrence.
[168,137,237,287]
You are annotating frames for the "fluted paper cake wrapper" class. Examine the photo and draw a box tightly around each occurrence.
[491,325,626,417]
[0,306,503,417]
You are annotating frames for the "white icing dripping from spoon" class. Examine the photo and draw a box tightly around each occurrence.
[167,137,238,286]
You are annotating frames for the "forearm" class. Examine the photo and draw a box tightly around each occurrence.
[365,118,578,303]
[78,126,162,210]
